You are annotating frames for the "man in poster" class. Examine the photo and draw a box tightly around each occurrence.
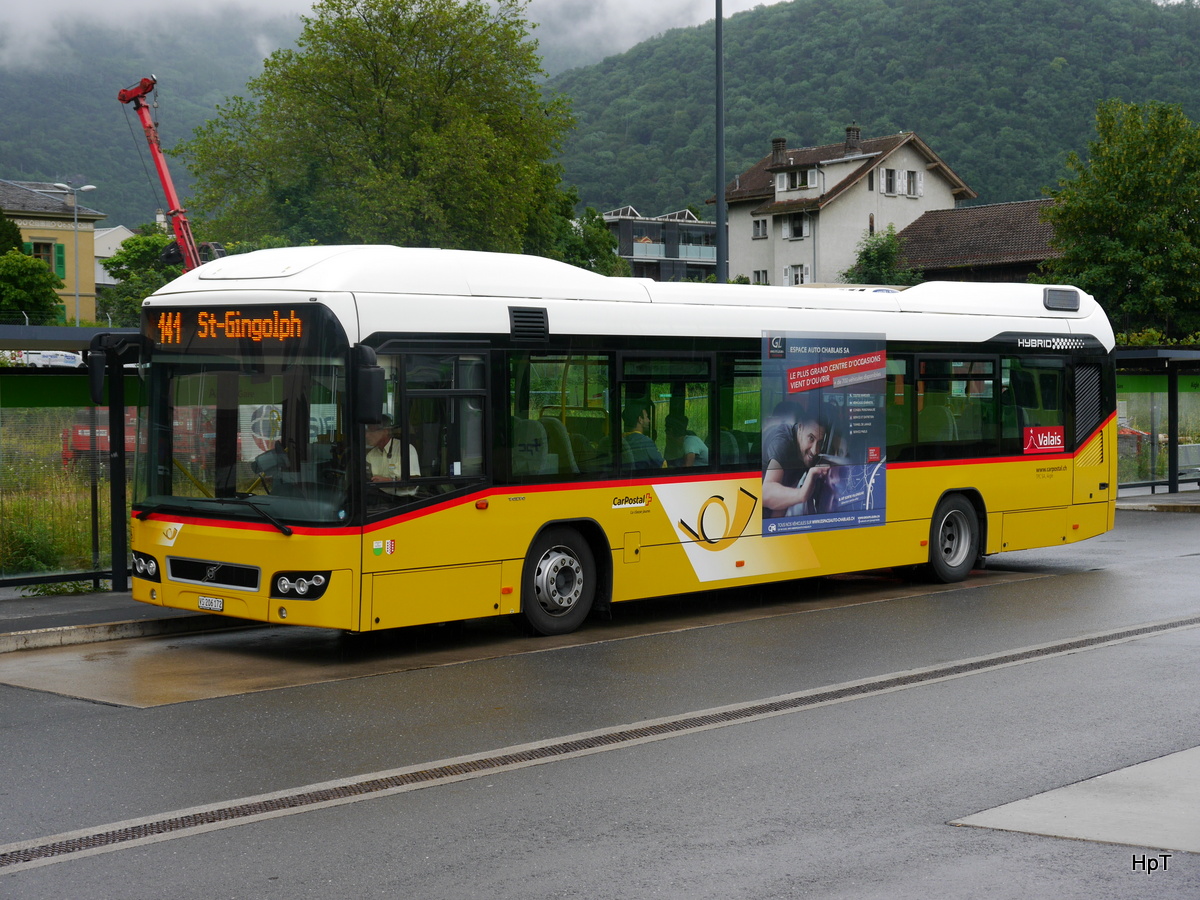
[761,409,832,518]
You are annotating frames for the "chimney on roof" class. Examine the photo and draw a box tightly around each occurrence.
[771,137,787,167]
[845,123,862,155]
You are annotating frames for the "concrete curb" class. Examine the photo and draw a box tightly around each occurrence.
[0,615,258,654]
[1116,501,1200,514]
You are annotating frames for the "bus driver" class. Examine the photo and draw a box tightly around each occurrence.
[366,415,420,489]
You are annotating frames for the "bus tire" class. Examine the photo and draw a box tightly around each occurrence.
[521,527,596,636]
[926,494,979,583]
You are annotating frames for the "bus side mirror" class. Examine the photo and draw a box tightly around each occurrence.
[87,348,107,405]
[355,344,385,424]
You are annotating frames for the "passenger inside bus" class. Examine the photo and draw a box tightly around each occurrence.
[664,414,708,467]
[621,402,665,470]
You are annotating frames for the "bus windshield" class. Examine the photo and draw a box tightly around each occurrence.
[133,303,351,527]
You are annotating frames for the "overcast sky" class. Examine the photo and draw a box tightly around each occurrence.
[1,0,780,69]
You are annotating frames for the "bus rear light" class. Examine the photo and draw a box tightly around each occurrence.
[271,571,331,600]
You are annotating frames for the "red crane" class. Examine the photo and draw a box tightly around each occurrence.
[117,76,220,272]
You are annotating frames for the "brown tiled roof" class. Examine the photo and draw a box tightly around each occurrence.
[898,199,1058,269]
[722,131,976,212]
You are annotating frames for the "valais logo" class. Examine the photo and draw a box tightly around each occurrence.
[1024,426,1064,454]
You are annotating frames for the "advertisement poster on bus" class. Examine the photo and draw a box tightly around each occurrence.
[761,332,888,536]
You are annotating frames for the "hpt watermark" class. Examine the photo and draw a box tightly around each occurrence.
[1131,853,1171,873]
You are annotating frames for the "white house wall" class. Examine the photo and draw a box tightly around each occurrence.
[728,142,961,286]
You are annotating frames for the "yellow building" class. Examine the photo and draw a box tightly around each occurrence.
[1,178,106,324]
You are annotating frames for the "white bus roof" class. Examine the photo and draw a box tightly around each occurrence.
[147,246,1114,349]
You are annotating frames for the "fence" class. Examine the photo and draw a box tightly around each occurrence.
[0,370,137,589]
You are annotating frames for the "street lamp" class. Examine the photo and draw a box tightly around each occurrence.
[53,181,96,326]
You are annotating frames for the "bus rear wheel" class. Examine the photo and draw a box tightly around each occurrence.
[521,527,596,636]
[927,495,979,583]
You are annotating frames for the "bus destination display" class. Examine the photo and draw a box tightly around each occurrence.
[150,308,307,347]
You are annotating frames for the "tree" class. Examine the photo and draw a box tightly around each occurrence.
[1039,99,1200,338]
[96,229,182,327]
[0,251,64,325]
[0,212,23,255]
[840,224,922,286]
[178,0,575,254]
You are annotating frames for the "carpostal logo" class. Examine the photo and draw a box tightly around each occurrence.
[1024,426,1065,454]
[678,487,759,552]
[613,493,654,509]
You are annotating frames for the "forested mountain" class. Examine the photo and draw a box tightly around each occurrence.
[0,14,299,229]
[2,0,1199,231]
[551,0,1200,216]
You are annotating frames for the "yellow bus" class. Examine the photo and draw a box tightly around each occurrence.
[113,246,1115,636]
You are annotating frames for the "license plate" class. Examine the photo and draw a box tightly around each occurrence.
[198,596,225,612]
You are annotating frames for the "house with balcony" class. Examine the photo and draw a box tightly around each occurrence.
[0,178,105,323]
[725,126,975,285]
[603,206,717,281]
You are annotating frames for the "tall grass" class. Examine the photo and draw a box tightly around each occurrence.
[0,408,112,578]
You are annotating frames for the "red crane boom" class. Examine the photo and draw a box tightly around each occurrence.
[117,76,205,272]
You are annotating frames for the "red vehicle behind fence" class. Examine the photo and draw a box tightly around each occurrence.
[61,408,138,469]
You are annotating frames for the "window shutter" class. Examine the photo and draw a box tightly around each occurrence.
[776,173,785,192]
[54,243,66,278]
[781,217,790,239]
[22,242,32,255]
[917,171,925,197]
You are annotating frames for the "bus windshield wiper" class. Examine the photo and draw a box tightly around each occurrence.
[222,498,294,536]
[134,498,293,536]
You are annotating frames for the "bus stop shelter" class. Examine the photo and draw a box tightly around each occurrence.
[1115,347,1200,494]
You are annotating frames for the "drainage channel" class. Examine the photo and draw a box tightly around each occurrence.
[4,614,1200,873]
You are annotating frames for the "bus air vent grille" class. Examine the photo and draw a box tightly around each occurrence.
[509,306,549,342]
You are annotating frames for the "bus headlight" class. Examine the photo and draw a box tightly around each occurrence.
[271,571,331,600]
[132,551,161,582]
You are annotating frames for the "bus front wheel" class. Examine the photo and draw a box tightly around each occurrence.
[927,495,979,583]
[521,527,596,636]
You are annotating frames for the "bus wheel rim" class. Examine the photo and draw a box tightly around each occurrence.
[533,547,584,615]
[938,509,971,568]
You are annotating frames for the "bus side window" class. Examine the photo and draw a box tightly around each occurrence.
[508,351,613,479]
[885,357,914,461]
[1001,357,1065,454]
[718,355,760,468]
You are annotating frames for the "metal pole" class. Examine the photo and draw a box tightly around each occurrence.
[715,0,727,284]
[72,196,80,326]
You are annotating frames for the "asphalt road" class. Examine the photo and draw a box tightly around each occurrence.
[1,510,1197,898]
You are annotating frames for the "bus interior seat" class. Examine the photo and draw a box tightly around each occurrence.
[511,417,551,475]
[918,393,958,442]
[720,429,741,464]
[539,415,579,474]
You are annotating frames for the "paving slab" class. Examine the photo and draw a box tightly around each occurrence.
[952,746,1200,854]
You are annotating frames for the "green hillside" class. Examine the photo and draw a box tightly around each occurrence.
[4,0,1199,233]
[0,14,300,229]
[551,0,1200,216]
